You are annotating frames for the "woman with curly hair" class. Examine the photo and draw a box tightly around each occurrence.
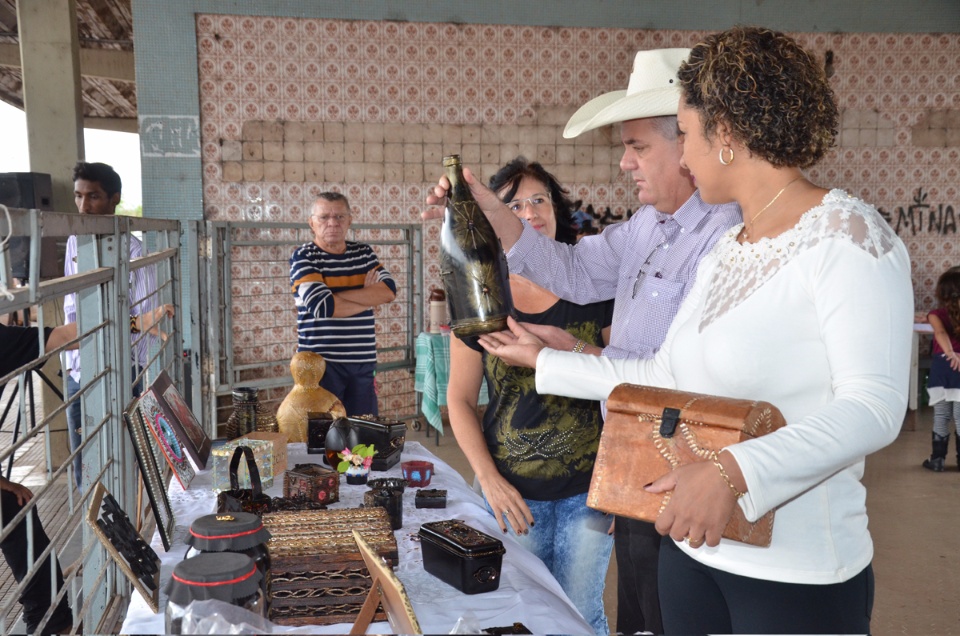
[478,27,913,633]
[446,157,614,634]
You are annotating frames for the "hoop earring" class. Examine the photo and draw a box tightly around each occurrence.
[719,147,734,166]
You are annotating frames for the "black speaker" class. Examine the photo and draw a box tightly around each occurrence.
[0,172,62,279]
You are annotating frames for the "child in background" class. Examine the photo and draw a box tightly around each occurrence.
[922,266,960,472]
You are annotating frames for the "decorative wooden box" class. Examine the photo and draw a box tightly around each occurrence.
[240,431,288,477]
[211,438,274,492]
[283,463,340,505]
[262,507,399,626]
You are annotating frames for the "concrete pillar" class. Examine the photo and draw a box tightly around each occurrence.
[17,0,84,212]
[16,0,83,473]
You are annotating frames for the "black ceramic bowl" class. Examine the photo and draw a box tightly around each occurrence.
[366,477,407,493]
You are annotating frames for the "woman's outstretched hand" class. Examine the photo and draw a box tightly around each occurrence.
[477,316,546,369]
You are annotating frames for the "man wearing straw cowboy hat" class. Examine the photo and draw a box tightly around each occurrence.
[426,48,741,634]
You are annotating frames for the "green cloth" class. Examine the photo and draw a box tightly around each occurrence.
[414,332,488,434]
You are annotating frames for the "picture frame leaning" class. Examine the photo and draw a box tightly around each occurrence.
[148,370,211,469]
[123,404,175,551]
[138,388,195,490]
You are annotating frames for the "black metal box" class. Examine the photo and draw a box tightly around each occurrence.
[418,520,505,594]
[347,415,406,470]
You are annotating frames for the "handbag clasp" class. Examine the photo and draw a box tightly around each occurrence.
[660,407,681,438]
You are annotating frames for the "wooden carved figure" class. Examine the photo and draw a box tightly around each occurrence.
[276,351,347,443]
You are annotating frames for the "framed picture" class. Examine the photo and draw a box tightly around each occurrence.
[150,370,211,469]
[351,529,420,634]
[138,389,195,490]
[86,482,161,613]
[123,405,175,551]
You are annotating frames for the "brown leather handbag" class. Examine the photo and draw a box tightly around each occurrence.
[588,384,786,546]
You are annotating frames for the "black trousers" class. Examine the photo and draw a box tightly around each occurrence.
[614,516,663,634]
[0,489,72,634]
[659,538,874,634]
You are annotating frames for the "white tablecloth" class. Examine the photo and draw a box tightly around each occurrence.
[120,441,591,634]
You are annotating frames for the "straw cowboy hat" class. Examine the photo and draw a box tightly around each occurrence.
[563,48,692,138]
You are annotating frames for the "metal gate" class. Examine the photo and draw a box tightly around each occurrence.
[0,207,181,634]
[199,221,424,432]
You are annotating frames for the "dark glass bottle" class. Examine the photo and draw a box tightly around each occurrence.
[440,155,514,337]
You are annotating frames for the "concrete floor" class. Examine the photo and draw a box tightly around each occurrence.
[413,406,960,635]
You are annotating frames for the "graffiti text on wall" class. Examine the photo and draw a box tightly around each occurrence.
[139,115,201,158]
[879,188,957,236]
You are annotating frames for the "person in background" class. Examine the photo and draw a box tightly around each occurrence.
[570,200,594,231]
[576,219,598,242]
[1,323,77,635]
[479,27,913,634]
[425,47,741,635]
[446,157,614,634]
[289,192,397,416]
[64,161,160,492]
[921,266,960,471]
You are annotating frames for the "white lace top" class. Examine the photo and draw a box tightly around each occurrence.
[535,190,915,584]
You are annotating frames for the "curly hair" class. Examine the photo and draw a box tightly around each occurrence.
[488,157,577,245]
[935,266,960,334]
[677,26,839,169]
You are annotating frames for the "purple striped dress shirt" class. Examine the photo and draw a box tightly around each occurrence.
[507,190,741,360]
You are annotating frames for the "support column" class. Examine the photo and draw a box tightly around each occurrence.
[17,0,84,212]
[16,0,83,473]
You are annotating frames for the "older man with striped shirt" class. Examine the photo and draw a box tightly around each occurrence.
[290,192,397,416]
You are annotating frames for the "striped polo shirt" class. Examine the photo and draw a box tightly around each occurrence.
[289,240,397,364]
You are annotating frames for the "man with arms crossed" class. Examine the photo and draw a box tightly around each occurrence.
[426,49,740,634]
[290,192,397,416]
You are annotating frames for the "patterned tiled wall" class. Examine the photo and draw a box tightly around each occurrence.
[197,17,960,412]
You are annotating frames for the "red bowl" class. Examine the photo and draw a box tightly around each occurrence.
[401,460,434,487]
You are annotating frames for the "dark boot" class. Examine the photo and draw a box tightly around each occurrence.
[922,432,948,472]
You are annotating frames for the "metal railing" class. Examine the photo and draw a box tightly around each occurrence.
[0,207,180,635]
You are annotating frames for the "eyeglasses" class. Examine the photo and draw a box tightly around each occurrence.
[631,243,665,299]
[313,213,349,225]
[506,195,550,214]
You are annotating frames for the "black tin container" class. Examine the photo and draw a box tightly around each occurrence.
[415,489,447,509]
[344,415,406,470]
[307,412,335,455]
[418,520,506,594]
[185,512,272,606]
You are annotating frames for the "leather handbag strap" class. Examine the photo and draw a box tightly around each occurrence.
[228,445,263,496]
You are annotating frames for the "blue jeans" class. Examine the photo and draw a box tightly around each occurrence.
[493,492,613,635]
[319,360,377,416]
[66,368,143,492]
[65,375,82,490]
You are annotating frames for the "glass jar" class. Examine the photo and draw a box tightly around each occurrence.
[184,512,272,607]
[164,552,264,635]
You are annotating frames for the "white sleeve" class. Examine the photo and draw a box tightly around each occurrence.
[731,238,914,520]
[534,252,719,400]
